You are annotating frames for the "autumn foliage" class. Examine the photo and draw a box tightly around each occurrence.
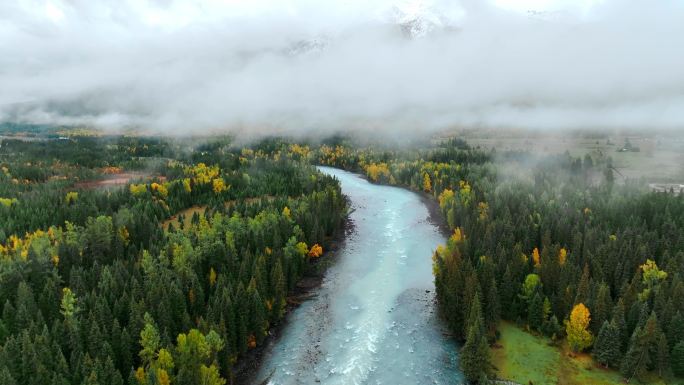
[365,163,391,183]
[566,303,593,352]
[308,244,323,258]
[532,247,541,267]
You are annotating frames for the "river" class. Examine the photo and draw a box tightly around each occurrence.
[252,166,463,385]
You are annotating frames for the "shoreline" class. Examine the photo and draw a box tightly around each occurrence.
[232,199,353,385]
[418,191,451,238]
[320,164,450,238]
[232,167,451,385]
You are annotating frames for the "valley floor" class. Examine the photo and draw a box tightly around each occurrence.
[492,322,674,385]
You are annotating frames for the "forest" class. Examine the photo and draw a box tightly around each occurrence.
[2,1,682,383]
[1,134,683,384]
[314,139,684,384]
[0,136,346,385]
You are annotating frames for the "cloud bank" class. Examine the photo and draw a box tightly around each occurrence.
[1,0,683,137]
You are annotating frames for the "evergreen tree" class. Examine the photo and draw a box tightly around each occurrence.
[247,279,267,345]
[656,332,670,377]
[620,313,662,384]
[593,320,621,368]
[484,278,500,331]
[541,315,561,339]
[575,264,590,305]
[527,293,544,330]
[611,299,628,353]
[270,259,286,321]
[0,367,15,385]
[672,341,684,377]
[592,283,612,335]
[668,311,684,350]
[460,293,490,383]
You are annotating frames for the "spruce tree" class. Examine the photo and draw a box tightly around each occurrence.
[542,315,561,339]
[656,332,670,377]
[0,367,15,385]
[611,299,628,353]
[575,264,591,305]
[621,327,648,382]
[593,320,621,368]
[247,279,267,344]
[528,293,544,331]
[484,278,500,331]
[460,293,490,383]
[668,311,684,350]
[270,259,286,320]
[592,283,612,334]
[672,341,684,377]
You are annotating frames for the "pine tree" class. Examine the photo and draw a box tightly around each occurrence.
[460,293,490,383]
[592,283,612,335]
[575,264,591,305]
[668,311,684,350]
[0,367,15,385]
[642,312,663,369]
[247,279,267,344]
[542,315,561,339]
[593,321,621,368]
[611,299,628,353]
[2,301,15,335]
[270,259,286,321]
[672,341,684,377]
[528,293,544,330]
[119,328,133,376]
[656,332,670,377]
[484,278,500,331]
[621,326,649,382]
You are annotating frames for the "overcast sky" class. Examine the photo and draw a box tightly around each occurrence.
[1,0,683,137]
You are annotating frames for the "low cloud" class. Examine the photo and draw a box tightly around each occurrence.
[1,0,683,137]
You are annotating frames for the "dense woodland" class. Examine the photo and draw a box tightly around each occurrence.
[0,136,346,384]
[314,139,684,384]
[1,134,683,385]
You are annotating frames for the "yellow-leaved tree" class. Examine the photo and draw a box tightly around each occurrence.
[182,178,192,193]
[212,178,227,194]
[450,228,464,243]
[130,184,148,196]
[150,182,168,197]
[566,303,593,352]
[558,248,567,265]
[209,267,217,287]
[477,202,489,221]
[65,192,79,205]
[0,197,17,207]
[532,247,541,267]
[438,189,454,209]
[423,173,432,192]
[308,244,323,258]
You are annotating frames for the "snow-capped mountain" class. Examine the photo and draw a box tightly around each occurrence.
[385,2,462,38]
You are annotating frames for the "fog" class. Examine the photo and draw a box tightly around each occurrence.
[1,0,683,137]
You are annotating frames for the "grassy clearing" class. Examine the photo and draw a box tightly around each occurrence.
[162,205,207,230]
[491,322,563,384]
[491,322,675,385]
[161,196,277,230]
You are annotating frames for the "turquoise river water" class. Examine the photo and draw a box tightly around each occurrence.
[252,166,463,385]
